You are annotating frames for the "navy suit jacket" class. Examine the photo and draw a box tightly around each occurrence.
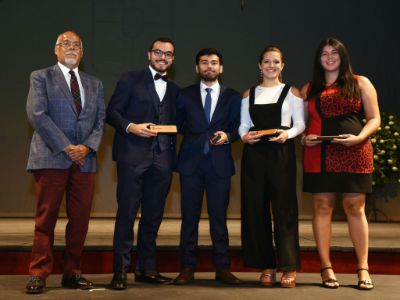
[106,68,180,164]
[176,84,241,177]
[26,64,105,172]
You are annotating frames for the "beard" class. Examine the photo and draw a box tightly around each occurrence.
[64,52,79,67]
[150,60,169,73]
[64,50,80,66]
[65,57,78,66]
[199,70,219,82]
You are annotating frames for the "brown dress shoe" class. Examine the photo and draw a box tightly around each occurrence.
[25,276,46,294]
[174,267,195,285]
[215,269,241,285]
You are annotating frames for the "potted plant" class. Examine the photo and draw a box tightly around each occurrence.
[368,112,400,221]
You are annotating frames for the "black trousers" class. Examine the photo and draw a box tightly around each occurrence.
[241,140,300,271]
[113,149,173,273]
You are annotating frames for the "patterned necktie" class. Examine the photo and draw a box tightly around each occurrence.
[203,88,212,154]
[69,70,82,115]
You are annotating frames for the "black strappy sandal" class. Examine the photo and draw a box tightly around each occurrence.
[357,268,374,290]
[320,267,339,289]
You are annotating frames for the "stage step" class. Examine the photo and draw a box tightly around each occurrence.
[1,219,399,275]
[1,248,399,275]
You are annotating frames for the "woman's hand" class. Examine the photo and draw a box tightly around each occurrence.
[269,130,288,143]
[332,134,364,147]
[301,134,321,147]
[241,131,262,144]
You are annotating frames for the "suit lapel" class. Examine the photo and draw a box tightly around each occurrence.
[192,84,208,125]
[210,85,226,125]
[164,81,174,102]
[79,72,91,115]
[53,65,78,115]
[144,68,161,111]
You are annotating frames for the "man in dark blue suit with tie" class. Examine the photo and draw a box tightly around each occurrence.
[174,48,241,285]
[106,37,179,289]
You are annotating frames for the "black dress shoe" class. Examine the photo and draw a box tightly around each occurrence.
[174,267,195,285]
[25,276,46,294]
[109,272,127,290]
[135,271,172,284]
[215,269,241,285]
[61,274,93,289]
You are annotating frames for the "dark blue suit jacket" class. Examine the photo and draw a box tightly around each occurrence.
[106,68,180,165]
[176,84,241,177]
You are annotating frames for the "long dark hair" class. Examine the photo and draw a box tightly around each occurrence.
[307,38,359,100]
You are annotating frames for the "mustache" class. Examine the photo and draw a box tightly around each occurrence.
[65,51,78,56]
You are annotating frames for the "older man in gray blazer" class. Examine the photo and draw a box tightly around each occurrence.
[25,31,105,294]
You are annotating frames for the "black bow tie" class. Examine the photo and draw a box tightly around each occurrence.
[154,73,168,81]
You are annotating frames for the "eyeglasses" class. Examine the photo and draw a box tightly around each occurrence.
[56,40,82,49]
[151,49,174,59]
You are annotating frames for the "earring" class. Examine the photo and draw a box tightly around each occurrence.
[259,70,263,82]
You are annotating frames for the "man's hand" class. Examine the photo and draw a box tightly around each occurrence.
[211,131,229,145]
[64,144,89,165]
[128,123,158,138]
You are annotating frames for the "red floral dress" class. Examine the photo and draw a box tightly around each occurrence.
[303,82,373,193]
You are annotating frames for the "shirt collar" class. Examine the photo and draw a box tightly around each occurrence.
[200,81,220,94]
[58,62,78,76]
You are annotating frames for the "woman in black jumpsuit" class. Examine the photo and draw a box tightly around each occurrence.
[240,46,305,288]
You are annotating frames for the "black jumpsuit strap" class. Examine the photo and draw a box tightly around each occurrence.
[277,84,291,105]
[249,86,257,107]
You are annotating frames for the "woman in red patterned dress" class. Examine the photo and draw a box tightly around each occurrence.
[301,38,380,290]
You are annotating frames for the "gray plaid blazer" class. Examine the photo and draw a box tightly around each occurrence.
[26,64,105,172]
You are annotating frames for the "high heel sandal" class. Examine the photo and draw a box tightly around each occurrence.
[357,268,374,290]
[320,267,339,289]
[259,269,276,287]
[281,271,296,288]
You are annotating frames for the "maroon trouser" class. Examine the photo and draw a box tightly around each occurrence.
[29,164,94,278]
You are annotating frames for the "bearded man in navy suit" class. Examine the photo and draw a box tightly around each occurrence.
[173,48,241,285]
[106,37,179,289]
[25,31,105,294]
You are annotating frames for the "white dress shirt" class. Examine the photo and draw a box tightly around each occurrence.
[200,81,220,120]
[58,62,85,108]
[149,65,167,101]
[239,84,305,139]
